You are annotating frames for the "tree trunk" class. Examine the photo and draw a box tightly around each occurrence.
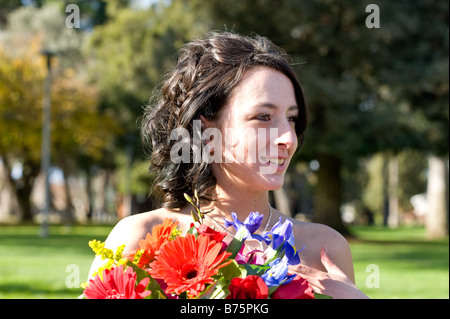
[382,154,389,226]
[61,164,76,222]
[426,155,449,239]
[313,153,349,235]
[1,156,40,222]
[388,155,399,228]
[85,167,93,220]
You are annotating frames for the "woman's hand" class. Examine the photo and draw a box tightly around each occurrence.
[289,247,369,299]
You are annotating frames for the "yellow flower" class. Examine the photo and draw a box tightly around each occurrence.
[170,226,182,240]
[88,240,128,279]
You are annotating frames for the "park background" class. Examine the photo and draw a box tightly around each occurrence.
[0,0,448,298]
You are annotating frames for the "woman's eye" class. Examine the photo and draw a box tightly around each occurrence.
[256,114,271,121]
[288,116,298,123]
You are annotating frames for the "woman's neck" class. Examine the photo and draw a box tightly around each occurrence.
[202,183,271,225]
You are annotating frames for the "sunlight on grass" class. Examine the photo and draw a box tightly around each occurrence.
[0,225,111,299]
[350,226,449,299]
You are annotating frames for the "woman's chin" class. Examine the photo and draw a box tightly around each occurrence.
[260,176,285,191]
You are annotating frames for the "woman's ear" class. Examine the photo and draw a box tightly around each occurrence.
[200,114,215,130]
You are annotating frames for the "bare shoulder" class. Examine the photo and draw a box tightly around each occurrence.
[103,208,185,254]
[291,220,355,282]
[295,221,349,248]
[88,208,183,278]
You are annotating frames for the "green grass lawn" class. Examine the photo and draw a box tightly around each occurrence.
[0,224,448,299]
[0,225,111,299]
[349,226,449,299]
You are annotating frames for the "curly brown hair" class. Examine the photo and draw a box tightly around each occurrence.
[141,32,307,209]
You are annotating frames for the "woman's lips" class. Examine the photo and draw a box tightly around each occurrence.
[259,157,288,171]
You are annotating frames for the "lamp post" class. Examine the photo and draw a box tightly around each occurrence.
[40,49,54,238]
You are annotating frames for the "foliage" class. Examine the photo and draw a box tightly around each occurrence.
[81,0,213,202]
[346,150,428,218]
[0,3,121,220]
[205,0,448,158]
[204,0,448,231]
[371,1,449,156]
[0,0,447,226]
[0,39,46,164]
[85,0,209,139]
[1,3,85,70]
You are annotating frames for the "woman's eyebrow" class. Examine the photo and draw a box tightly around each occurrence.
[257,103,299,112]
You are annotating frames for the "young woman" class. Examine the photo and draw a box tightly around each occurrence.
[89,32,368,299]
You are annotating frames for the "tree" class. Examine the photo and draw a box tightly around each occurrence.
[370,1,448,235]
[85,0,210,211]
[205,0,384,234]
[205,0,448,235]
[86,0,209,132]
[0,4,120,221]
[0,0,26,26]
[426,156,448,239]
[0,38,46,221]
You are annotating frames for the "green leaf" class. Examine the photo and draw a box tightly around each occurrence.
[183,193,193,203]
[191,210,200,223]
[126,261,167,299]
[268,285,279,296]
[219,259,247,280]
[196,282,218,299]
[210,279,229,299]
[243,263,270,276]
[146,277,167,299]
[210,260,247,299]
[224,228,249,259]
[225,238,245,259]
[187,225,198,235]
[314,293,333,299]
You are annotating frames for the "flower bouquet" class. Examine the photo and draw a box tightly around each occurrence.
[81,192,322,299]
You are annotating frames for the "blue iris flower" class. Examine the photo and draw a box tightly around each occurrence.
[261,257,296,287]
[224,212,264,240]
[255,217,303,266]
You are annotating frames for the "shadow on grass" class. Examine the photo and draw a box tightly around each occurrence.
[348,226,449,272]
[0,283,82,298]
[0,224,111,255]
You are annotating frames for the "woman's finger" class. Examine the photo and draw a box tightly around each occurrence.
[289,263,323,278]
[320,246,345,276]
[288,263,330,290]
[321,246,359,289]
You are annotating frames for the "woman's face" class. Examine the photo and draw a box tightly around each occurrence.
[208,66,299,192]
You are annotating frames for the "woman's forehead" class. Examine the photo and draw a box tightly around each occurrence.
[224,67,297,112]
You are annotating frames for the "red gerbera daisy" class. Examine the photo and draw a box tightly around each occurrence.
[126,218,179,268]
[83,265,151,299]
[149,233,232,298]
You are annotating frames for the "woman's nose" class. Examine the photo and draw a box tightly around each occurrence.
[273,119,297,151]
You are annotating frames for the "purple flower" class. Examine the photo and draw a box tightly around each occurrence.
[224,212,264,240]
[255,217,302,266]
[223,212,264,258]
[244,212,264,234]
[261,257,295,287]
